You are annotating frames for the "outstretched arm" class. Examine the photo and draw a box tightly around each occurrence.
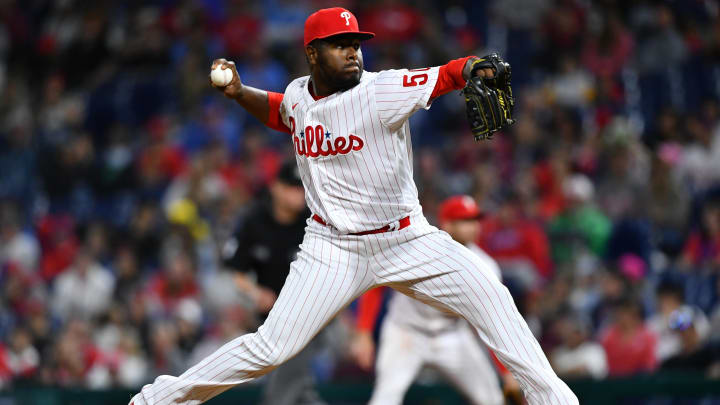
[430,56,497,99]
[375,55,498,129]
[210,58,290,133]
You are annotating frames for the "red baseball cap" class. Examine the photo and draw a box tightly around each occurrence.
[304,8,375,47]
[438,195,483,224]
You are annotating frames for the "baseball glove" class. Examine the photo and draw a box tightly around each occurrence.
[469,53,512,92]
[463,54,515,140]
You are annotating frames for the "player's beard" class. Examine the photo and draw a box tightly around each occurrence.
[334,68,362,91]
[317,54,362,92]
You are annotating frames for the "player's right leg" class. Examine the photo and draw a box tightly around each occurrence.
[128,225,373,405]
[367,320,425,405]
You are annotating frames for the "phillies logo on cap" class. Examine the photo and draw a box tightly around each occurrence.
[340,11,351,26]
[304,7,375,47]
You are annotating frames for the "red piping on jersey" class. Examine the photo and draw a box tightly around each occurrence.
[266,91,291,133]
[430,56,475,99]
[356,286,385,332]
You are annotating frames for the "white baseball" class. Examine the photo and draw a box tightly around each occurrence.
[211,65,234,87]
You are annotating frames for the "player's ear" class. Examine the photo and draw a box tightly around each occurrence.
[306,45,318,66]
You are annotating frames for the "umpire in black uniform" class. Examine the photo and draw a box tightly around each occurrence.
[223,161,327,405]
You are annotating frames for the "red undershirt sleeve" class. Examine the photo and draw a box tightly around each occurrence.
[429,56,475,99]
[356,287,385,333]
[266,91,291,134]
[490,350,510,375]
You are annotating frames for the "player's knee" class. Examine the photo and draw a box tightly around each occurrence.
[245,330,298,369]
[236,332,281,372]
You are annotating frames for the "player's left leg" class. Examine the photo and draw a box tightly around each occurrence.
[368,217,579,405]
[427,322,504,405]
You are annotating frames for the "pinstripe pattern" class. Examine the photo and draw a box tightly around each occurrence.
[131,222,375,405]
[384,244,501,334]
[276,68,436,234]
[369,320,504,405]
[369,244,505,405]
[128,65,578,405]
[129,217,578,405]
[367,217,577,405]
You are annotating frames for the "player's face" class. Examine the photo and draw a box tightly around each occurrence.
[271,182,306,214]
[443,219,480,245]
[312,35,364,91]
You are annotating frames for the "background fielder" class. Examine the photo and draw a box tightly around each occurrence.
[351,195,521,405]
[129,7,578,405]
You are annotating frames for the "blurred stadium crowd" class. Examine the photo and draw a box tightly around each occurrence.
[1,0,720,392]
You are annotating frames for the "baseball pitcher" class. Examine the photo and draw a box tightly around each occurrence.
[129,7,578,405]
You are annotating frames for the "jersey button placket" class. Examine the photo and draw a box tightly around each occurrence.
[304,109,333,225]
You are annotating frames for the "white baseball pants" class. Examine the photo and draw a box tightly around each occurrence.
[129,213,578,405]
[369,320,504,405]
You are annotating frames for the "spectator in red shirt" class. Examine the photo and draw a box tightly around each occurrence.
[52,319,106,387]
[4,327,39,382]
[0,344,11,389]
[143,250,200,318]
[581,13,634,78]
[478,192,553,291]
[680,197,720,272]
[600,297,658,376]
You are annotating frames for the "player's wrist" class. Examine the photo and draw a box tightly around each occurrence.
[230,84,245,101]
[462,57,481,81]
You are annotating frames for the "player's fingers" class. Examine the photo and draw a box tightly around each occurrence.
[218,61,239,85]
[208,74,219,88]
[211,58,227,69]
[473,67,494,78]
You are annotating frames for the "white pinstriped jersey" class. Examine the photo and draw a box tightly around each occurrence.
[278,67,441,234]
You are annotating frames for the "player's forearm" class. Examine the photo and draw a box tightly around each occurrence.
[430,56,475,99]
[230,86,290,133]
[430,55,502,99]
[231,85,271,123]
[462,56,482,81]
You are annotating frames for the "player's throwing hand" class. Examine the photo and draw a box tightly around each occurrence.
[210,58,242,99]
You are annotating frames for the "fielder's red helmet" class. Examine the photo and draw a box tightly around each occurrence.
[438,195,483,224]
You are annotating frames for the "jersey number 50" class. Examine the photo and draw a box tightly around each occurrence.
[402,73,428,87]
